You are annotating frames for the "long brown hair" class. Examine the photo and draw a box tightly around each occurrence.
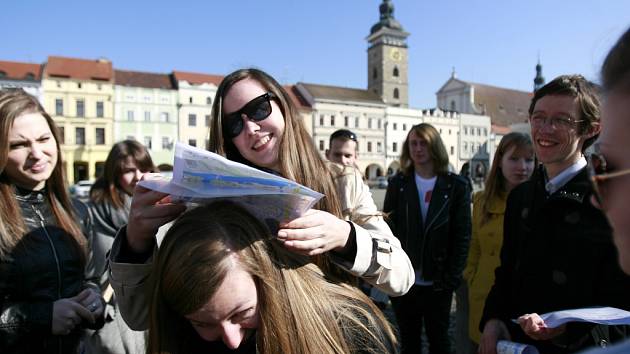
[400,123,450,176]
[0,89,85,261]
[208,68,342,217]
[148,202,397,354]
[479,132,533,225]
[90,139,157,209]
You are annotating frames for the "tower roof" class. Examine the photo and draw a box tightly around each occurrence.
[370,0,404,35]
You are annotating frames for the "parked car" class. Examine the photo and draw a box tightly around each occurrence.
[376,176,389,189]
[71,180,93,199]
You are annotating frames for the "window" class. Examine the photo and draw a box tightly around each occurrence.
[162,137,170,149]
[483,128,488,136]
[464,126,468,135]
[144,137,152,149]
[450,146,454,155]
[319,115,324,126]
[440,129,443,134]
[188,139,196,147]
[368,119,372,129]
[393,67,399,77]
[330,115,335,126]
[188,114,197,126]
[393,123,397,130]
[55,99,63,116]
[75,128,85,145]
[393,142,397,153]
[189,97,193,104]
[367,142,372,152]
[96,101,104,118]
[378,119,382,129]
[127,110,134,121]
[344,116,349,127]
[319,140,324,151]
[355,117,359,128]
[160,112,169,122]
[393,88,399,99]
[56,81,61,88]
[144,111,151,122]
[76,99,85,118]
[95,128,105,145]
[97,84,102,90]
[403,124,407,131]
[377,142,382,153]
[206,96,212,105]
[449,129,452,135]
[372,67,377,79]
[59,127,65,144]
[205,115,211,127]
[464,142,468,152]
[451,100,456,111]
[477,127,481,136]
[77,82,82,89]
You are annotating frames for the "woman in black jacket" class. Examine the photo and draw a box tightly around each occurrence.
[0,89,104,353]
[384,123,472,354]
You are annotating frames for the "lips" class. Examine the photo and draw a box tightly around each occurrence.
[536,139,557,147]
[29,161,49,173]
[252,135,271,151]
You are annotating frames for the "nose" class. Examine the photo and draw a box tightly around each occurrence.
[342,157,351,166]
[242,115,260,136]
[133,169,143,181]
[30,144,44,159]
[221,323,244,349]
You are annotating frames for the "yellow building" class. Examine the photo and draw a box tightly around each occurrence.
[42,56,114,183]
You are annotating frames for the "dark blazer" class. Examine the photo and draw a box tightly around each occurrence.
[383,171,472,291]
[481,167,630,352]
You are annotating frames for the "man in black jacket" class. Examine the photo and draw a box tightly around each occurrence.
[384,123,471,354]
[479,75,630,354]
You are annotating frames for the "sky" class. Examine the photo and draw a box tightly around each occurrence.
[3,0,629,108]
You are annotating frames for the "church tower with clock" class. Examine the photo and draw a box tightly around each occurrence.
[367,0,409,107]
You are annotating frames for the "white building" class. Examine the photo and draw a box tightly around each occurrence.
[0,60,43,102]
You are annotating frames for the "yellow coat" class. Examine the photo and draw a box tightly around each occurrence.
[463,191,506,343]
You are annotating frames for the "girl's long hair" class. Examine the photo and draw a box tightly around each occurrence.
[89,139,157,209]
[208,68,342,218]
[0,89,85,262]
[148,202,397,354]
[400,123,450,176]
[479,132,533,225]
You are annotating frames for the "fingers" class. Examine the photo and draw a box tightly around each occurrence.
[280,209,325,229]
[69,300,95,324]
[282,238,328,256]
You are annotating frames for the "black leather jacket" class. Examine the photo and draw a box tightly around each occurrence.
[383,172,472,291]
[0,188,101,354]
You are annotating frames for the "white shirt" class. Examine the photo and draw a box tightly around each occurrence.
[545,157,587,194]
[414,173,437,286]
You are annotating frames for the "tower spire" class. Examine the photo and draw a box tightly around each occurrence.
[534,54,545,92]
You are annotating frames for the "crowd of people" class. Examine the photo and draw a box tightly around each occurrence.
[1,26,630,354]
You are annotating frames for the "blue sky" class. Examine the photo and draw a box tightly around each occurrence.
[3,0,629,108]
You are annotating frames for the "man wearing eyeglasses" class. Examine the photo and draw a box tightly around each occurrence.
[478,75,630,354]
[326,129,359,167]
[580,27,630,354]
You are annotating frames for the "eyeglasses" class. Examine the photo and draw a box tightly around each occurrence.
[529,114,584,130]
[330,129,358,142]
[587,149,630,205]
[222,92,276,138]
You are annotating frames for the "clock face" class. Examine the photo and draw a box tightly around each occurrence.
[390,48,401,61]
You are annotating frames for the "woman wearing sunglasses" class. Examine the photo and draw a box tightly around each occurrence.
[108,69,414,341]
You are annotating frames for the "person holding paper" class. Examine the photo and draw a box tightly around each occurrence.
[479,75,630,354]
[146,201,397,353]
[579,27,630,354]
[108,68,414,336]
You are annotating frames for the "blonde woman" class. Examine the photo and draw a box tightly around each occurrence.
[148,201,397,353]
[463,132,534,345]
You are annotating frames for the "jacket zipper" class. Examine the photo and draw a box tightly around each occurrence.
[31,204,63,353]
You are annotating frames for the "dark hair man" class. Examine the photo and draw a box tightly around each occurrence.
[479,75,630,354]
[326,129,358,167]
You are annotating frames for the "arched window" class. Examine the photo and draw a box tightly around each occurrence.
[372,67,378,79]
[393,67,399,77]
[25,73,35,80]
[393,88,399,99]
[206,96,212,105]
[0,71,6,78]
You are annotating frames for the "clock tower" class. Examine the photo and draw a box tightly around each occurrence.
[367,0,409,107]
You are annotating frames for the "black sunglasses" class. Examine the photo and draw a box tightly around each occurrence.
[588,149,630,205]
[222,92,276,138]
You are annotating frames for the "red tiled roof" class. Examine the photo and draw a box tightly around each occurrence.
[172,71,223,86]
[45,56,113,81]
[469,82,532,127]
[285,85,311,111]
[115,69,174,89]
[0,60,42,81]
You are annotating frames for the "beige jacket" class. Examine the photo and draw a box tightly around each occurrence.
[109,162,414,330]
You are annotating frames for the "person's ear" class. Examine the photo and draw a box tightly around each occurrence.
[325,149,330,159]
[584,122,601,139]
